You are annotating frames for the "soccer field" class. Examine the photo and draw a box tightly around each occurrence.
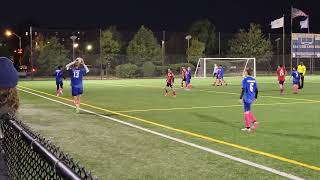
[17,76,320,179]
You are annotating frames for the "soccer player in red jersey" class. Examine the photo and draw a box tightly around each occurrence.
[276,64,287,95]
[164,69,176,97]
[181,66,187,88]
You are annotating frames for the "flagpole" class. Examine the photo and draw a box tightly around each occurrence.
[283,14,285,66]
[290,6,293,72]
[308,15,310,33]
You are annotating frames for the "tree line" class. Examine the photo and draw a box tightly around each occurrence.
[31,20,272,77]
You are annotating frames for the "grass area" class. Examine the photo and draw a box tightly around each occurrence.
[17,76,320,179]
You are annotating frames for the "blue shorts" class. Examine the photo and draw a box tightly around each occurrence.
[186,79,191,84]
[217,76,223,80]
[243,101,252,112]
[293,81,299,85]
[72,87,83,96]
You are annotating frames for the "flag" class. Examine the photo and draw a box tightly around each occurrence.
[292,8,308,19]
[300,17,309,29]
[271,17,284,29]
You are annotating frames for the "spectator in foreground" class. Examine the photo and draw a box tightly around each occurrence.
[0,57,19,116]
[0,56,19,180]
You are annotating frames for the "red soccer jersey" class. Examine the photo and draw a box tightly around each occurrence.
[181,69,187,78]
[167,72,175,84]
[277,67,286,81]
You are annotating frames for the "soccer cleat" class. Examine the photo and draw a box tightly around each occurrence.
[252,121,259,129]
[164,93,168,96]
[76,107,80,113]
[241,128,251,132]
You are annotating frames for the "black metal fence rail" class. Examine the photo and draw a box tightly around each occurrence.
[0,113,98,180]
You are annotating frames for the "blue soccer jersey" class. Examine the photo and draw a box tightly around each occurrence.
[55,70,63,82]
[186,70,192,81]
[291,70,300,85]
[69,67,87,88]
[242,76,257,103]
[217,67,224,79]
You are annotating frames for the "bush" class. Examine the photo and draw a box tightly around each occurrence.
[115,63,138,78]
[155,66,168,76]
[168,63,195,74]
[142,61,156,77]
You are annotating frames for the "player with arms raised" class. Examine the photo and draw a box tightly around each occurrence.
[164,69,176,97]
[276,64,286,95]
[66,57,90,113]
[240,68,258,132]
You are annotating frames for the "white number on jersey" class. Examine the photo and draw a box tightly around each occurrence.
[73,71,80,78]
[280,69,284,76]
[249,83,254,92]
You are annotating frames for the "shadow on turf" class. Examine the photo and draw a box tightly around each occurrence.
[258,131,320,141]
[193,113,239,129]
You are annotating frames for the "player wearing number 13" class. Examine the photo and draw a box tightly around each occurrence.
[240,68,258,132]
[66,57,90,113]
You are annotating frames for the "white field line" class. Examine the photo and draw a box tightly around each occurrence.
[19,88,304,180]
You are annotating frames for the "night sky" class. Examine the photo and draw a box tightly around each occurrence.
[1,0,318,33]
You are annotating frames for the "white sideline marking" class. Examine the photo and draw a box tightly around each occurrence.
[19,88,304,180]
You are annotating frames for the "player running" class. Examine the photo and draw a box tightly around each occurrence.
[276,64,287,95]
[181,66,187,88]
[54,65,65,96]
[240,68,258,132]
[66,57,90,113]
[185,67,192,89]
[164,69,176,97]
[290,67,300,94]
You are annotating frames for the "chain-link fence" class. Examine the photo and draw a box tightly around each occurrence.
[17,27,319,79]
[0,113,97,180]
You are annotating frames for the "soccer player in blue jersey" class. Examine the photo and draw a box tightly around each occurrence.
[54,65,65,96]
[66,57,90,113]
[215,65,227,86]
[185,67,192,89]
[240,68,258,132]
[290,67,300,94]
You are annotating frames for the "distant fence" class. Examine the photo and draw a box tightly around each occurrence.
[0,113,97,180]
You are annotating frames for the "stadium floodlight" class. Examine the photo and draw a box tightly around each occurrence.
[185,35,192,48]
[194,57,256,78]
[70,36,77,60]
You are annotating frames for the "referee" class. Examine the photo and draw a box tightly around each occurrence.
[297,62,306,89]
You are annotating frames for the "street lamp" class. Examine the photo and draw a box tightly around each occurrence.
[5,30,22,65]
[86,44,93,51]
[70,36,77,60]
[73,43,79,48]
[275,38,281,66]
[185,35,192,48]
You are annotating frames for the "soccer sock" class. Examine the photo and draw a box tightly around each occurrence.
[294,84,298,93]
[249,112,256,123]
[244,112,250,128]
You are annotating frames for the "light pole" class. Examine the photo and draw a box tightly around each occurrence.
[70,36,77,60]
[185,35,192,48]
[5,30,22,65]
[275,38,280,65]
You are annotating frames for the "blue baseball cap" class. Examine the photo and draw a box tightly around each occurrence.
[0,57,18,88]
